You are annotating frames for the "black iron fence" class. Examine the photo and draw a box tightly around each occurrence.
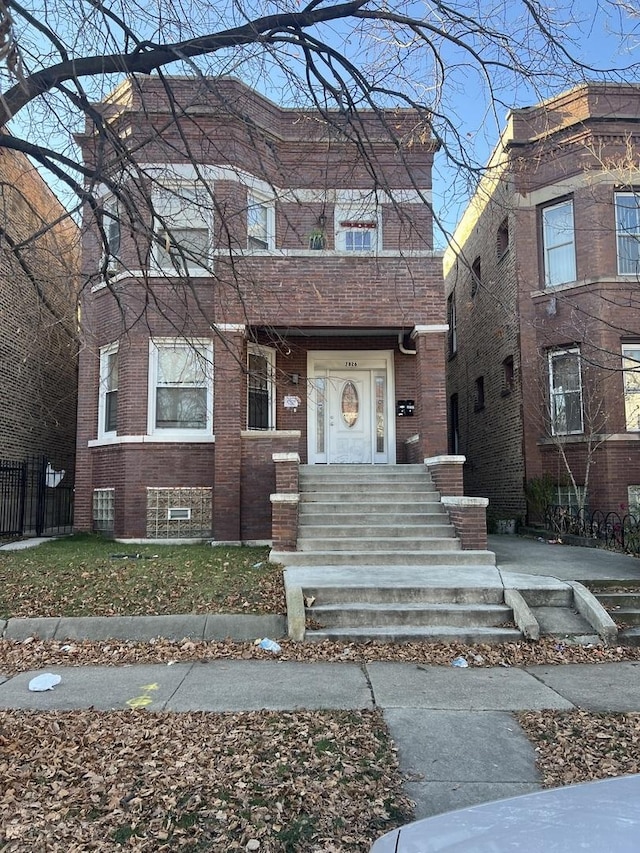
[545,504,640,557]
[0,455,74,538]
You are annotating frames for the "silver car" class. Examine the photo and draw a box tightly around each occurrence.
[371,775,640,852]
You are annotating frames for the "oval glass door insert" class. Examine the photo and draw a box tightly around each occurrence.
[341,381,359,427]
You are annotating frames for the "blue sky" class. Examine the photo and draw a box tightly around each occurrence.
[7,0,639,242]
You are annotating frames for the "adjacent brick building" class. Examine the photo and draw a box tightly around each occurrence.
[74,76,448,541]
[0,145,79,468]
[444,83,640,525]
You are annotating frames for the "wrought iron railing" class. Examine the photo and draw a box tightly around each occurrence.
[545,505,640,557]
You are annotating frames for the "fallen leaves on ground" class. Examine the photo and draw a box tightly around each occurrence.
[2,636,640,676]
[0,708,412,852]
[518,710,640,788]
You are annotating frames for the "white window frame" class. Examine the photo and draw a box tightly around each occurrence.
[167,507,191,521]
[99,198,121,273]
[98,342,119,438]
[335,201,380,252]
[152,183,213,273]
[247,191,275,251]
[548,347,584,436]
[556,484,587,513]
[247,343,276,430]
[542,199,576,288]
[147,338,214,438]
[622,343,640,432]
[615,191,640,276]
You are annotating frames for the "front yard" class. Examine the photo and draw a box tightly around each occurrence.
[0,535,284,619]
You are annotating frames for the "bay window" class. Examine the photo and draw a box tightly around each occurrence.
[615,192,640,276]
[148,339,213,434]
[154,184,211,272]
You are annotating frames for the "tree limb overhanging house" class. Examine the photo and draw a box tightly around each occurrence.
[444,83,640,527]
[74,75,484,546]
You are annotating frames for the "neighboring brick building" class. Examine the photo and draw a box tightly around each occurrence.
[0,145,79,469]
[444,83,640,525]
[74,76,448,541]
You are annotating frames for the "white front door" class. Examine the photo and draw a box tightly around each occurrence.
[327,370,372,463]
[307,350,395,465]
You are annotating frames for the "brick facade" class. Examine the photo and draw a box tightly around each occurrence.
[0,147,79,470]
[75,76,448,541]
[444,83,640,524]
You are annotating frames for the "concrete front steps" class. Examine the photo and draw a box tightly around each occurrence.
[272,465,619,645]
[273,465,508,643]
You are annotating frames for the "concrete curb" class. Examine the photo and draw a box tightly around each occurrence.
[2,614,287,643]
[569,582,618,646]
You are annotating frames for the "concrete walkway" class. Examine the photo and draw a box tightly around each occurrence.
[2,658,640,818]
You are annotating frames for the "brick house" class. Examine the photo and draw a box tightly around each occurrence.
[74,76,456,542]
[444,83,640,525]
[0,145,79,469]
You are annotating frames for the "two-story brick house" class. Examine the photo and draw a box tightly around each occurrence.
[74,75,450,541]
[444,83,640,524]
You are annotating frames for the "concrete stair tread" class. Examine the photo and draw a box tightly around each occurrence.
[304,626,523,643]
[283,565,503,586]
[310,602,511,613]
[297,538,461,552]
[275,551,497,567]
[619,627,640,646]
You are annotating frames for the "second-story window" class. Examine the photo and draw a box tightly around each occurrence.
[247,192,275,250]
[336,201,379,252]
[541,199,576,288]
[615,191,640,276]
[98,198,121,273]
[447,293,457,356]
[154,185,211,273]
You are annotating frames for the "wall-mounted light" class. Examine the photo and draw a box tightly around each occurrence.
[290,373,299,385]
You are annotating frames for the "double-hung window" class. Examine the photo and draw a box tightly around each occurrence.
[154,184,211,273]
[622,343,640,431]
[548,348,583,435]
[615,191,640,276]
[148,339,213,435]
[541,199,576,287]
[98,343,118,437]
[247,193,274,250]
[247,344,275,429]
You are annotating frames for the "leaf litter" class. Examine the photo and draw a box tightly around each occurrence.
[0,708,412,852]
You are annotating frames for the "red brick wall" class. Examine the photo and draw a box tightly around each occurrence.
[0,148,80,469]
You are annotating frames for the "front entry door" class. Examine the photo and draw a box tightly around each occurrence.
[326,370,372,463]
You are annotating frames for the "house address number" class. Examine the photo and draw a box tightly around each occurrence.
[345,361,358,367]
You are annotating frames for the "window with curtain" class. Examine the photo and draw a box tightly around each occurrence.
[615,192,640,276]
[548,348,583,435]
[154,185,211,272]
[149,340,213,433]
[541,199,576,287]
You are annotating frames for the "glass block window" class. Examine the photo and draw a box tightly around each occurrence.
[147,488,212,538]
[93,488,115,532]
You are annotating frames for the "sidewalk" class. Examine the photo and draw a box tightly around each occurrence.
[2,657,640,818]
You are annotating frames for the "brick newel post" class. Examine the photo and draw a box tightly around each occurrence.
[441,496,489,550]
[270,452,300,551]
[425,455,465,497]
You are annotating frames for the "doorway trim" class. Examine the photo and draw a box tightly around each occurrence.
[307,349,396,464]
